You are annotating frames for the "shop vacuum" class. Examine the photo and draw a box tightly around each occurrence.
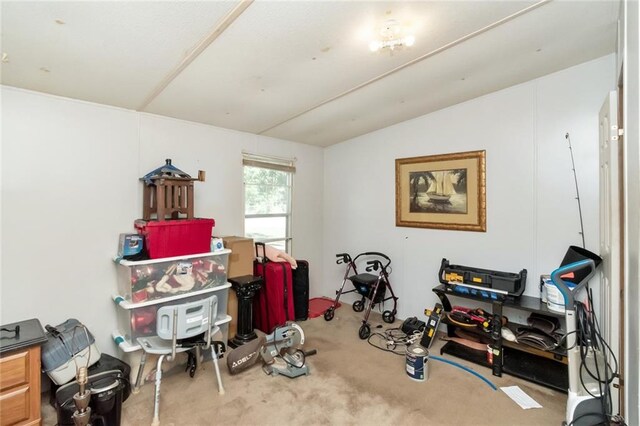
[53,354,131,426]
[550,246,620,426]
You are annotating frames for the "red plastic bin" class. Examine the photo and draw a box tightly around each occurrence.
[134,218,215,259]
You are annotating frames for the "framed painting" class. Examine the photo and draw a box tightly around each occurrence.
[395,150,486,231]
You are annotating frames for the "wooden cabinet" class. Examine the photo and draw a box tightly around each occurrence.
[0,319,46,426]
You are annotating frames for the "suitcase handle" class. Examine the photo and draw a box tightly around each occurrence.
[255,242,267,263]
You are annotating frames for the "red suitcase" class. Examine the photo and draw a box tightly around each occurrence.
[253,243,295,333]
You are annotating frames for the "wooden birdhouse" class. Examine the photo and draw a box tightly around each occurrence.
[141,159,205,221]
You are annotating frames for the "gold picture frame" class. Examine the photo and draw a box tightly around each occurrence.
[395,150,486,232]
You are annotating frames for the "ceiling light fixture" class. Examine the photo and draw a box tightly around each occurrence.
[369,19,415,52]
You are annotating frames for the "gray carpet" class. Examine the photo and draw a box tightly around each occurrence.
[43,304,565,425]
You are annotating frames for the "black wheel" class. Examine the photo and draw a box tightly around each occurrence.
[353,300,365,312]
[323,308,335,321]
[358,324,371,340]
[382,310,395,324]
[186,352,197,377]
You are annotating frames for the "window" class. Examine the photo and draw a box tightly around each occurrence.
[243,154,295,253]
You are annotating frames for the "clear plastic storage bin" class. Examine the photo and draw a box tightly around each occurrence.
[115,250,230,302]
[113,284,231,347]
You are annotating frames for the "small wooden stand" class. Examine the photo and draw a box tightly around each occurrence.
[141,160,205,221]
[143,178,195,221]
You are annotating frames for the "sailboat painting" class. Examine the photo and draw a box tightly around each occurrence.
[396,150,485,231]
[409,169,467,214]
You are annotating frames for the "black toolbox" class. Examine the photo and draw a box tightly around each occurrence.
[439,258,527,297]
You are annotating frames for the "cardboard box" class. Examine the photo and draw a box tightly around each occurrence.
[222,236,255,278]
[221,236,255,339]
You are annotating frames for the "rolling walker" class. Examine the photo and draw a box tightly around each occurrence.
[324,252,398,339]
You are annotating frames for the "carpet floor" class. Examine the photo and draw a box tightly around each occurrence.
[43,304,566,425]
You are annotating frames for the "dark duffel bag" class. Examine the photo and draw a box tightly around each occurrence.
[292,260,310,321]
[54,353,131,426]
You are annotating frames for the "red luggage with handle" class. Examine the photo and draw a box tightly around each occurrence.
[253,243,295,333]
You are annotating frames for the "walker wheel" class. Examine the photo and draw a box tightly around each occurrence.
[353,300,365,312]
[358,324,371,340]
[382,310,395,324]
[323,308,335,321]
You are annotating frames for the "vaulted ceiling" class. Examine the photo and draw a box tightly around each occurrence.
[1,1,619,146]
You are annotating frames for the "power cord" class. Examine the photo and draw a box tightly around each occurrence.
[366,326,498,391]
[569,286,623,426]
[366,327,421,355]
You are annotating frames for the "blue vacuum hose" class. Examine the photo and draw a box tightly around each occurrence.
[430,355,497,391]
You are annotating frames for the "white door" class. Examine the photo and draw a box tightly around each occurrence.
[599,90,621,412]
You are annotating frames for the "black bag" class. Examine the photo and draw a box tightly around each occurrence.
[54,353,131,426]
[292,260,310,321]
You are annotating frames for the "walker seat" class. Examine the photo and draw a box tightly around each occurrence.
[349,273,387,303]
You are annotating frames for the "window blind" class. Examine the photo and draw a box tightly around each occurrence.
[242,152,296,173]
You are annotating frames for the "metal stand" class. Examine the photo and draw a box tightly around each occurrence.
[71,367,91,426]
[228,275,263,348]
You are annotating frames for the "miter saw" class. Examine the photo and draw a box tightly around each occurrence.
[226,322,316,378]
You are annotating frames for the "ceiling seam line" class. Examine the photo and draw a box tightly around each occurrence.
[257,0,553,136]
[137,0,254,111]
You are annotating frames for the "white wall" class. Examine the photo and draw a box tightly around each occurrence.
[0,87,324,355]
[323,55,615,323]
[622,0,639,422]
